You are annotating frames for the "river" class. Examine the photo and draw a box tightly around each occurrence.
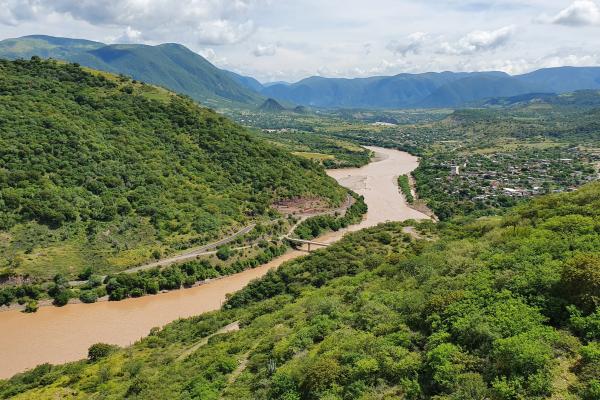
[0,146,429,379]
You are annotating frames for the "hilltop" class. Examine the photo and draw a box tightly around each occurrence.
[2,181,598,399]
[0,58,345,282]
[259,98,286,112]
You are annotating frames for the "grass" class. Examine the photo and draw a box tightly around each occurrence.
[470,140,564,154]
[292,152,335,161]
[15,243,87,280]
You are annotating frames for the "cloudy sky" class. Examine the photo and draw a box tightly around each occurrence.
[0,0,599,82]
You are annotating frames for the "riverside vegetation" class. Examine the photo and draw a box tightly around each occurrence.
[0,59,347,305]
[1,183,599,399]
[397,175,414,204]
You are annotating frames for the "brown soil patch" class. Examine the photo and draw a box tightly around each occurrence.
[274,197,332,215]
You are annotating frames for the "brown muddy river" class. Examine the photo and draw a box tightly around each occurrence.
[0,146,430,378]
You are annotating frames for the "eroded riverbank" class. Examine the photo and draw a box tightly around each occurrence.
[0,146,430,379]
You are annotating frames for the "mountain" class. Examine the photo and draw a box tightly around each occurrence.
[259,98,285,112]
[0,35,264,107]
[224,70,264,92]
[0,35,103,59]
[417,74,534,108]
[0,58,344,281]
[293,105,308,113]
[259,71,504,108]
[259,68,600,109]
[3,181,599,399]
[517,66,600,93]
[479,89,600,108]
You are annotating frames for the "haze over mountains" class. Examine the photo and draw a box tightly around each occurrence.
[257,68,600,108]
[2,35,600,109]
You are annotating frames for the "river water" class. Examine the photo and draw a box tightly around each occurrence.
[0,146,429,379]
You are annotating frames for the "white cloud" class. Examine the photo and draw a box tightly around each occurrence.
[113,26,143,44]
[386,32,427,56]
[198,47,229,66]
[439,25,516,55]
[0,0,41,25]
[540,1,600,26]
[195,19,256,45]
[0,0,599,82]
[252,43,277,57]
[538,52,599,68]
[0,0,263,45]
[199,48,217,61]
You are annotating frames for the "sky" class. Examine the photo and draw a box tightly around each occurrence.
[0,0,599,83]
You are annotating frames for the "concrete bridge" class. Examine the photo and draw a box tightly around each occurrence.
[284,236,330,252]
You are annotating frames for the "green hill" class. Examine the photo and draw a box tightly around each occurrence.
[0,35,264,108]
[0,58,345,280]
[259,98,286,112]
[2,180,599,399]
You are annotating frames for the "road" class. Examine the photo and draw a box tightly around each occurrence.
[70,195,355,285]
[125,224,256,273]
[69,224,256,285]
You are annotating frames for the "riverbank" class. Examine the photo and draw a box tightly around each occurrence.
[0,195,356,313]
[0,146,430,379]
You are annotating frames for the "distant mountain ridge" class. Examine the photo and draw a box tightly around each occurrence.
[0,35,264,107]
[478,89,600,108]
[257,67,600,108]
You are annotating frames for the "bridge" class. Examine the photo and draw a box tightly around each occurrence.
[284,236,330,252]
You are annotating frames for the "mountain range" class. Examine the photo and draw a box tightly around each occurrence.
[2,35,600,109]
[256,68,600,108]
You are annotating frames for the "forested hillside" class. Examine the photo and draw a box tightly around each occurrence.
[0,35,264,107]
[0,58,345,281]
[3,182,599,399]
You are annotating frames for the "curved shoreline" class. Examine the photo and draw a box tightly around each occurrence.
[0,146,430,379]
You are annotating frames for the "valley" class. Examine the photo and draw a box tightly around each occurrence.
[0,146,429,379]
[0,20,599,399]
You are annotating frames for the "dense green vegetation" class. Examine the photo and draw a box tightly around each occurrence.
[397,175,414,204]
[100,243,288,302]
[292,194,368,240]
[257,129,371,168]
[0,221,291,307]
[3,182,599,399]
[0,58,345,284]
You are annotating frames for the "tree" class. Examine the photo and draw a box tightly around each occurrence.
[52,289,72,306]
[216,246,232,261]
[88,343,118,362]
[561,254,600,312]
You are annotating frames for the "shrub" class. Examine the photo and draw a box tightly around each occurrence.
[216,246,232,261]
[88,343,118,362]
[52,289,72,306]
[79,291,98,304]
[24,300,39,313]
